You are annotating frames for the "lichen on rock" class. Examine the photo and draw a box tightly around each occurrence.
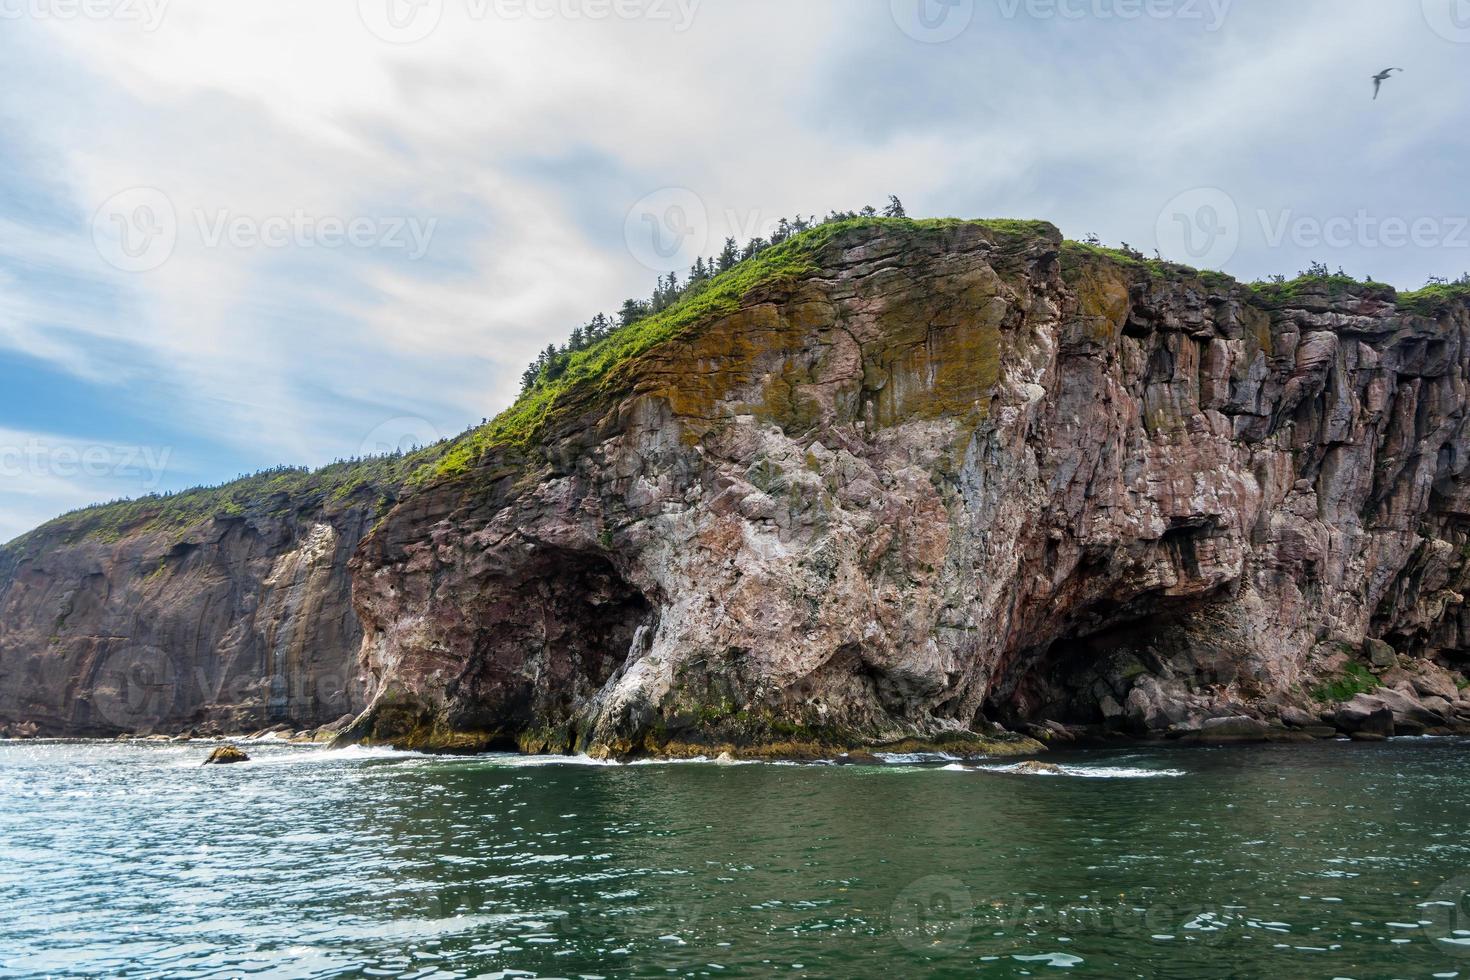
[6,218,1470,756]
[342,220,1470,755]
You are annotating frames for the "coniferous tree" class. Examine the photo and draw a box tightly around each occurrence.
[517,197,940,399]
[618,298,647,328]
[718,238,740,272]
[589,313,610,342]
[520,361,541,393]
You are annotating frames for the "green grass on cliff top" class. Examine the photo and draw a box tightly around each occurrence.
[437,224,1464,483]
[1398,280,1470,315]
[1061,240,1470,314]
[3,217,1049,550]
[421,217,1056,483]
[4,450,438,552]
[9,216,1467,550]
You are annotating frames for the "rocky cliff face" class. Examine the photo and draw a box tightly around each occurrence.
[5,220,1469,750]
[0,466,416,737]
[346,220,1470,755]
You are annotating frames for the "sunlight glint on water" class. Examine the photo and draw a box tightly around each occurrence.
[2,739,1469,977]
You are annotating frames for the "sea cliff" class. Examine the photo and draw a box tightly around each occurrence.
[4,219,1469,753]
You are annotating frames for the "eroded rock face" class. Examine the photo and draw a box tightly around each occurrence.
[0,507,377,737]
[347,223,1470,755]
[5,221,1470,752]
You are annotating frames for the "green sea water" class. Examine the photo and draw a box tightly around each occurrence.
[2,738,1468,978]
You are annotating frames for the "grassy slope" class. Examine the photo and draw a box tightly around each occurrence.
[422,216,1056,483]
[1060,240,1470,313]
[9,218,1468,552]
[2,450,439,556]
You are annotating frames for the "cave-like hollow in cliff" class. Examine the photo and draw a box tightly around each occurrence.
[982,590,1241,734]
[441,546,658,741]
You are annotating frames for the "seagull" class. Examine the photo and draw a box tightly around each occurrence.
[1372,67,1403,100]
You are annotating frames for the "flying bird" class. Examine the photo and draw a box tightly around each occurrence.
[1372,67,1403,100]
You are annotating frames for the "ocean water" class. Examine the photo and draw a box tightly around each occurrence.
[2,738,1469,978]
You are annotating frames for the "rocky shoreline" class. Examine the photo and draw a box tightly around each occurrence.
[1019,645,1470,746]
[4,219,1470,759]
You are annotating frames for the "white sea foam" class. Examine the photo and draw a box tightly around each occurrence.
[178,744,431,768]
[481,753,620,768]
[1012,952,1084,967]
[470,752,815,768]
[874,752,961,765]
[947,762,1187,779]
[263,745,429,765]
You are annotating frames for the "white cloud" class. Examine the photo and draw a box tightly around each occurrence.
[0,425,177,543]
[1,0,1467,538]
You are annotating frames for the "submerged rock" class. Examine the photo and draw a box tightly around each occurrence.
[203,745,250,766]
[1007,760,1066,775]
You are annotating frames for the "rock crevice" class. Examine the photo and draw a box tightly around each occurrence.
[4,221,1469,750]
[346,224,1470,753]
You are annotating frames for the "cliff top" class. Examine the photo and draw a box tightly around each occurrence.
[7,216,1468,553]
[1,450,438,557]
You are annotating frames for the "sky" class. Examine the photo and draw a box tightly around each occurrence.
[2,0,1468,542]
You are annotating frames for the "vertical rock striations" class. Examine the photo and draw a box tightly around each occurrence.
[347,221,1470,754]
[0,464,422,736]
[3,219,1469,751]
